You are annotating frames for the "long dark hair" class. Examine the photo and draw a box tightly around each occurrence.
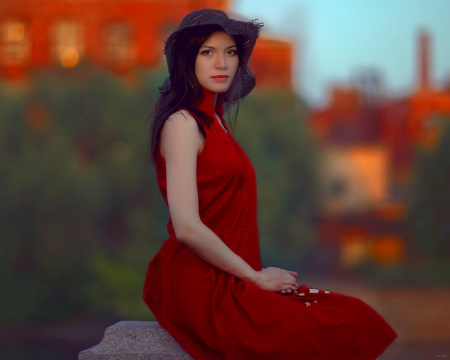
[150,25,245,162]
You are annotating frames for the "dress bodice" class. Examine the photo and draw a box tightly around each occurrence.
[154,88,258,235]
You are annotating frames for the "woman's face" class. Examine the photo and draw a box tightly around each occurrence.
[195,31,239,93]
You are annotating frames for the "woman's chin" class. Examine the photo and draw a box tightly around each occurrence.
[201,82,232,94]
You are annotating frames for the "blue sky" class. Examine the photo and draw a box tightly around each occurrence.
[233,0,450,106]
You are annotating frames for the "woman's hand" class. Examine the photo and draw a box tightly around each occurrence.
[250,267,299,294]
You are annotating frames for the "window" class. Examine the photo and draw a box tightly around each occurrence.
[50,21,84,67]
[0,21,30,65]
[104,22,134,64]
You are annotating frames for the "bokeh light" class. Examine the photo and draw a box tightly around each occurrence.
[370,235,405,265]
[60,47,79,67]
[8,23,25,42]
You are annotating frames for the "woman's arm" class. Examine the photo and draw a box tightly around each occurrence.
[160,111,298,294]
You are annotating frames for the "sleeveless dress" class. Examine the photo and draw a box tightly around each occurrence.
[143,89,397,359]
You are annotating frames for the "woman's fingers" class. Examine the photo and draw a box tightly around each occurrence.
[279,284,298,295]
[255,267,300,293]
[284,270,299,288]
[282,272,298,287]
[275,269,298,289]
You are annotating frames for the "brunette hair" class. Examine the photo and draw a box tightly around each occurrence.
[149,25,245,162]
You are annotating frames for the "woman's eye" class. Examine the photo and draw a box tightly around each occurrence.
[228,50,237,55]
[201,50,213,55]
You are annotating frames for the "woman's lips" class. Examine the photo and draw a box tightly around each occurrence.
[211,75,229,82]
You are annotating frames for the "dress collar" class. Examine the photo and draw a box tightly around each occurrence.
[197,87,225,117]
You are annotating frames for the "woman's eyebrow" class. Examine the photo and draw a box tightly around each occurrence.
[200,45,237,49]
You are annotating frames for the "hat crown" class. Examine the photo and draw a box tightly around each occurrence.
[178,9,229,30]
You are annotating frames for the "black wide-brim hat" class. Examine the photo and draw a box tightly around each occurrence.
[159,9,263,100]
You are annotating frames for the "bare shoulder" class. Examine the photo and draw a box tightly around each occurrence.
[163,109,198,132]
[160,110,204,157]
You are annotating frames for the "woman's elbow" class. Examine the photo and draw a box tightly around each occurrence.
[173,221,200,244]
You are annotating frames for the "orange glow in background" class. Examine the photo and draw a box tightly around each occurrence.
[60,47,80,67]
[8,23,25,42]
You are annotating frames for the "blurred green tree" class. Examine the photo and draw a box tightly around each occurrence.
[0,62,168,322]
[407,114,450,283]
[235,91,319,270]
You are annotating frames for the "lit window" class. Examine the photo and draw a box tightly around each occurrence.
[50,21,84,68]
[0,21,30,65]
[104,22,135,63]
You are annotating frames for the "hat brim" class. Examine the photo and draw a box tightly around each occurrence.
[159,9,262,100]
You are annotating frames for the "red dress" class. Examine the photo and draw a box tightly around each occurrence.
[143,89,397,359]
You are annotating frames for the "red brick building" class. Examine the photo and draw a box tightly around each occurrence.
[0,0,293,89]
[310,30,450,267]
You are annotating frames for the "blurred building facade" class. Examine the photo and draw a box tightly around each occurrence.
[0,0,293,88]
[311,30,450,268]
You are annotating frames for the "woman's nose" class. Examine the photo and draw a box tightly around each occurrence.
[215,53,227,69]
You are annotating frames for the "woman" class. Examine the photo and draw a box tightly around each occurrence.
[143,9,397,360]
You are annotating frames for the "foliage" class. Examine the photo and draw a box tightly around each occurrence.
[235,91,319,269]
[0,63,166,322]
[406,115,450,284]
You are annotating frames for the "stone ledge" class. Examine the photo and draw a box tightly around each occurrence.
[79,321,193,360]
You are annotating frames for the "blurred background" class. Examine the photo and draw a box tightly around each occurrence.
[0,0,449,359]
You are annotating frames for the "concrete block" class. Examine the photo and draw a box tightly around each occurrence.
[79,321,193,360]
